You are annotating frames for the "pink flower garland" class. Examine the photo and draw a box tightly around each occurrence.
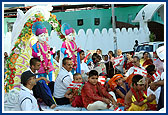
[37,41,51,74]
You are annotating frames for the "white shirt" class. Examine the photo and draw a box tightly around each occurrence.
[19,84,39,111]
[81,60,90,74]
[125,65,145,77]
[53,67,72,98]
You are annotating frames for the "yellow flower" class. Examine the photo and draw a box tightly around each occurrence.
[28,29,32,34]
[21,37,26,42]
[25,33,30,39]
[14,76,21,84]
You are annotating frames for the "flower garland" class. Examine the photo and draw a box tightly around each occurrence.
[48,13,66,41]
[131,87,144,102]
[65,39,77,52]
[36,41,51,74]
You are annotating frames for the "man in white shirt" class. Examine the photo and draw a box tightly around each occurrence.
[79,50,90,82]
[53,57,73,105]
[115,49,124,74]
[19,70,40,111]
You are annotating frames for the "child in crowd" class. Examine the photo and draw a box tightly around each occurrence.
[81,70,118,111]
[125,74,156,111]
[108,74,130,106]
[64,73,84,107]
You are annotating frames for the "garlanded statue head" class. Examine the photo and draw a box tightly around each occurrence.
[32,21,48,42]
[61,23,76,41]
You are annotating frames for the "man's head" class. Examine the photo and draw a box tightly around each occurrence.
[79,50,85,61]
[30,58,41,71]
[146,64,156,76]
[133,56,140,67]
[108,51,113,58]
[132,74,145,90]
[135,40,138,44]
[92,53,100,64]
[62,57,73,72]
[4,52,8,57]
[96,49,102,55]
[104,55,108,61]
[88,70,99,85]
[117,49,122,56]
[21,70,38,87]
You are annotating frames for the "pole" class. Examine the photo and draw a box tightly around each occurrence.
[112,4,117,57]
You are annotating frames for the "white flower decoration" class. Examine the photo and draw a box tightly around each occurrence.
[52,23,58,28]
[31,16,36,21]
[49,21,54,25]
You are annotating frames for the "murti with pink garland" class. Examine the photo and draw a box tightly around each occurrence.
[32,21,54,81]
[61,23,81,70]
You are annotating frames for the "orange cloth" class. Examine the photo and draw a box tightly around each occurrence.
[108,74,123,91]
[126,73,134,87]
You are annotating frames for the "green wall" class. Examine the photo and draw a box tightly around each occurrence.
[53,5,144,32]
[4,5,163,35]
[53,9,112,32]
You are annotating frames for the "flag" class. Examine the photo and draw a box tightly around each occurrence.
[113,55,124,68]
[134,67,147,77]
[67,81,83,89]
[114,107,122,111]
[84,52,91,63]
[152,70,161,82]
[98,76,106,86]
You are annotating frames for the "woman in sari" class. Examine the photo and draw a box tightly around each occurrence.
[140,52,153,68]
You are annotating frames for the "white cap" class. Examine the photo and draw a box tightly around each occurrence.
[156,46,164,60]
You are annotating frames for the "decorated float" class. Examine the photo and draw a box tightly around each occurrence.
[4,5,66,96]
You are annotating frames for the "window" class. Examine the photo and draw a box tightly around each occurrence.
[77,19,83,26]
[136,45,153,52]
[94,18,100,25]
[7,22,14,32]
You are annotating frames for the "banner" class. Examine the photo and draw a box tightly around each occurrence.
[134,67,147,77]
[152,70,161,82]
[98,76,106,86]
[113,55,124,68]
[67,81,82,89]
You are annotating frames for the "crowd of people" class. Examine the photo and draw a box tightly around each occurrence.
[5,44,164,111]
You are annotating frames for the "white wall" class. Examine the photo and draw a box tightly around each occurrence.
[49,27,150,55]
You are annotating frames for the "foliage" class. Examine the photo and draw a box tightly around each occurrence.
[149,32,156,42]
